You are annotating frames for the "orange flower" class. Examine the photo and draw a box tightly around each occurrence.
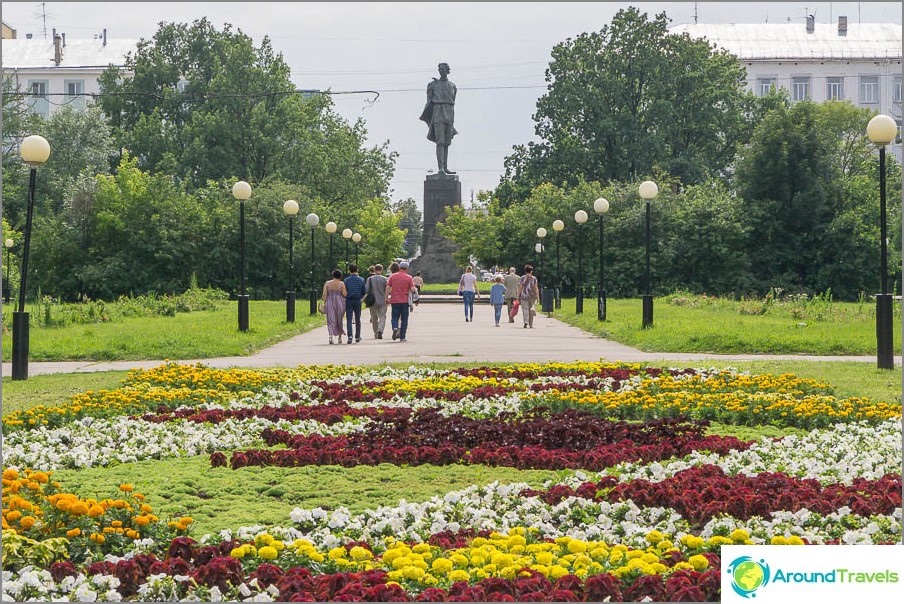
[5,510,22,522]
[2,469,19,481]
[111,520,123,528]
[18,516,36,530]
[69,501,90,516]
[66,528,81,538]
[134,515,151,526]
[87,504,105,518]
[30,472,50,484]
[119,484,133,493]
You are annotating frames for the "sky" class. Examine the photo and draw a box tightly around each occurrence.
[1,1,902,210]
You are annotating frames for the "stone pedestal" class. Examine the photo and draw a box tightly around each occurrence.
[409,173,462,283]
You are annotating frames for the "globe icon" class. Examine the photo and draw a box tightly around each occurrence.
[733,560,765,592]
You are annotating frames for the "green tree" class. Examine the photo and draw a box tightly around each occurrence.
[394,198,423,258]
[97,18,395,202]
[496,7,751,206]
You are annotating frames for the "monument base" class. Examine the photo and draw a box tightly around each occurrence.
[409,233,461,283]
[413,172,463,283]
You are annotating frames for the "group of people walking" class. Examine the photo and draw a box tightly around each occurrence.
[321,262,541,345]
[458,265,540,328]
[321,261,419,344]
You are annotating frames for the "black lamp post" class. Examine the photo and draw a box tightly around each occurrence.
[638,180,659,328]
[283,200,299,323]
[4,238,13,305]
[306,213,320,315]
[536,227,547,311]
[325,221,337,273]
[342,228,352,270]
[574,210,588,314]
[352,232,361,265]
[867,114,897,369]
[593,197,610,321]
[12,134,51,381]
[552,219,564,309]
[232,181,252,332]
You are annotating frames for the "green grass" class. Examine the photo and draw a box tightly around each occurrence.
[1,301,324,362]
[554,296,901,356]
[419,282,464,294]
[52,458,561,536]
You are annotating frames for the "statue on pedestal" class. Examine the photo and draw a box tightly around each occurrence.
[419,62,458,175]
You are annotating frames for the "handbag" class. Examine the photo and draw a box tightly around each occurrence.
[363,291,376,307]
[509,299,520,318]
[317,300,325,315]
[457,277,464,296]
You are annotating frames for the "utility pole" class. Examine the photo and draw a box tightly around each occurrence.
[694,2,698,24]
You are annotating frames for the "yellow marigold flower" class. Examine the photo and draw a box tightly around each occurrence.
[18,516,37,530]
[730,529,750,543]
[431,558,454,574]
[549,565,569,580]
[2,469,19,481]
[412,543,432,554]
[179,516,193,525]
[567,540,588,554]
[272,540,286,551]
[119,484,133,493]
[787,536,805,545]
[328,546,347,560]
[688,554,710,571]
[230,547,246,559]
[349,546,372,561]
[126,530,140,540]
[403,566,426,581]
[111,520,123,528]
[134,515,151,526]
[450,553,469,567]
[6,510,22,522]
[66,528,81,538]
[30,472,49,484]
[258,546,279,560]
[256,533,275,547]
[69,501,90,516]
[645,530,664,544]
[91,533,105,544]
[448,570,470,582]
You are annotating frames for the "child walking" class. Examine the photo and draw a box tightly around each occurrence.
[489,274,506,327]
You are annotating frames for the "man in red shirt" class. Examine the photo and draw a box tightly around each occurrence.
[385,261,417,342]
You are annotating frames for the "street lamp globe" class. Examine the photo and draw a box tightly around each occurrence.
[342,228,353,239]
[536,227,547,239]
[535,242,543,254]
[283,199,299,216]
[552,219,564,232]
[4,238,13,249]
[305,213,320,228]
[593,198,609,215]
[19,135,51,167]
[574,210,588,224]
[232,180,252,201]
[352,232,362,243]
[325,221,337,234]
[638,180,659,200]
[867,114,897,145]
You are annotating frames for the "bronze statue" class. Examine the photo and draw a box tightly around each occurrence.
[419,62,458,175]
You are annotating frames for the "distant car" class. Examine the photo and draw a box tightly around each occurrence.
[480,270,495,282]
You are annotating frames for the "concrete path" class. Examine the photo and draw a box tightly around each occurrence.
[2,302,899,376]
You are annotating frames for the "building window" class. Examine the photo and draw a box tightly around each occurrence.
[859,76,879,104]
[826,77,844,100]
[756,77,777,97]
[791,76,810,102]
[64,80,85,109]
[27,79,49,118]
[894,76,902,104]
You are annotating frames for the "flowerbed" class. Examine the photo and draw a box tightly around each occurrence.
[2,361,901,602]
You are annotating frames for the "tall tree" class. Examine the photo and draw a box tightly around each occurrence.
[393,198,423,258]
[97,18,395,202]
[496,7,751,206]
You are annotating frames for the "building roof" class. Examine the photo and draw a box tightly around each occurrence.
[669,23,902,61]
[1,37,138,69]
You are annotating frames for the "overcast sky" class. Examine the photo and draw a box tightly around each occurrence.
[2,2,902,209]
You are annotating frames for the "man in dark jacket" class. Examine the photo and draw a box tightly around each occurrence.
[343,264,366,343]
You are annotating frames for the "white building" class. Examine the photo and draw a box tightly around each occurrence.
[671,18,902,159]
[1,29,137,118]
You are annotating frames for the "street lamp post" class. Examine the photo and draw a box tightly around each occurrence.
[594,197,610,321]
[867,114,897,369]
[536,227,547,310]
[574,210,588,314]
[638,180,659,328]
[232,180,252,332]
[342,228,353,269]
[306,213,320,315]
[352,232,361,265]
[4,238,13,305]
[552,219,564,309]
[325,222,337,273]
[12,134,51,381]
[283,200,299,323]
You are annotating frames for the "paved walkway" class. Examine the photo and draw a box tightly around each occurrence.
[1,302,899,376]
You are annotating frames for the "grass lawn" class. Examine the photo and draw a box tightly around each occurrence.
[1,301,324,362]
[552,295,901,356]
